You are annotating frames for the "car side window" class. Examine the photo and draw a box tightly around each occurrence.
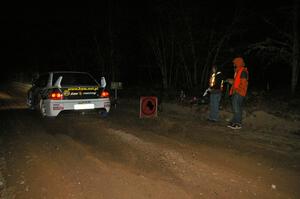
[35,74,49,87]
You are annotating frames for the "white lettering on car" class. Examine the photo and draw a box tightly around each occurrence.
[83,92,96,95]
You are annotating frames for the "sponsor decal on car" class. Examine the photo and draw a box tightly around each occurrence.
[66,87,99,91]
[83,92,97,95]
[53,104,64,110]
[63,90,70,96]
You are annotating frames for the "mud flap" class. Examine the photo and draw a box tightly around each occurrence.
[98,109,108,118]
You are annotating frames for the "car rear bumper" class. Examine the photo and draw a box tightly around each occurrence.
[43,98,110,117]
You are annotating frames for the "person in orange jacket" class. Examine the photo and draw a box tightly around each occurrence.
[226,57,249,129]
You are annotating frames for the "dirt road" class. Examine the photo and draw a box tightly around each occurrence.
[0,83,299,198]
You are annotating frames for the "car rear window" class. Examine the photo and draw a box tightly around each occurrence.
[53,73,98,86]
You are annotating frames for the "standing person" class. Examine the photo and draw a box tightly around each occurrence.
[226,57,249,129]
[207,65,224,122]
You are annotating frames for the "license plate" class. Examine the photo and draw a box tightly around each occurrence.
[74,104,95,110]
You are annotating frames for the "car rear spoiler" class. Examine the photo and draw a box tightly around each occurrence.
[54,76,63,88]
[100,77,106,88]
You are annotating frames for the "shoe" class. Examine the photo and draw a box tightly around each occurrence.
[227,121,233,127]
[227,123,242,130]
[207,118,218,122]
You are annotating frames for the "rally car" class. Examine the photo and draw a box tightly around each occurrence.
[27,71,110,117]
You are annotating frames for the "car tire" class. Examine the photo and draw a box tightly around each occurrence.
[27,91,35,110]
[39,99,47,118]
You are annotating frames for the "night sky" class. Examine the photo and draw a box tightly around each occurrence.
[1,1,297,92]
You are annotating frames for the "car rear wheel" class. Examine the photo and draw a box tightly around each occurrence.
[39,99,47,117]
[27,92,35,110]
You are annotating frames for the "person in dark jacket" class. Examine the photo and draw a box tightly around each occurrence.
[207,65,224,122]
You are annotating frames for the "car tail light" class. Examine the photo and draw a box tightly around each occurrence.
[49,91,63,100]
[100,90,110,98]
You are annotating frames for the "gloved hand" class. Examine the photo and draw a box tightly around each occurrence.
[225,78,233,84]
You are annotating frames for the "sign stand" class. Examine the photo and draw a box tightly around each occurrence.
[110,82,123,108]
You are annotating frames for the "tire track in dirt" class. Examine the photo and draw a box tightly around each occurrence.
[45,115,299,199]
[98,127,299,199]
[1,107,191,199]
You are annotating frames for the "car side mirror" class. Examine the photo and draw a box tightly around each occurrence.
[100,77,106,88]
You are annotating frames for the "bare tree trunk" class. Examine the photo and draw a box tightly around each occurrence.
[93,35,105,74]
[167,33,175,88]
[174,62,180,88]
[179,45,193,89]
[151,33,168,90]
[291,0,299,95]
[201,59,211,89]
[108,0,115,81]
[183,16,199,86]
[150,18,176,90]
[200,21,216,89]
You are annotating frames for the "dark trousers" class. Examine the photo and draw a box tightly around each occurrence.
[230,93,244,124]
[208,92,222,121]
